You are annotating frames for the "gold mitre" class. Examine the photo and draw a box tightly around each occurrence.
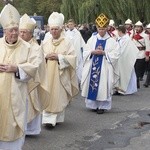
[19,14,36,31]
[0,4,20,29]
[95,13,109,28]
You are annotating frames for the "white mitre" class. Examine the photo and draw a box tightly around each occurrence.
[0,4,20,29]
[125,19,132,24]
[19,14,36,31]
[135,21,143,26]
[48,12,64,28]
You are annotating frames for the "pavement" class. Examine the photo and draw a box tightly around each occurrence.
[106,84,150,150]
[23,78,150,150]
[106,130,150,150]
[87,108,150,150]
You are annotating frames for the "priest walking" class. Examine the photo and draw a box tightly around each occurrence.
[81,14,120,114]
[42,12,79,127]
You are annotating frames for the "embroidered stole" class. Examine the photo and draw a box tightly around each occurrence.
[87,39,107,101]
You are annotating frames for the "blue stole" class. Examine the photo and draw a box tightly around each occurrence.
[87,39,107,101]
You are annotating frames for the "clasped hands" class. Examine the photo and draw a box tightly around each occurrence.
[0,64,18,73]
[45,52,58,61]
[91,45,105,56]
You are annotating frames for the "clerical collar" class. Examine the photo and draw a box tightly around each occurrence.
[70,28,74,31]
[5,38,17,45]
[4,37,21,49]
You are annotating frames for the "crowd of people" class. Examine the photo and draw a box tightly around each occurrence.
[0,3,150,150]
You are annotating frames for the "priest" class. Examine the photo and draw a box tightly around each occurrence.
[81,13,120,114]
[114,25,139,95]
[0,4,41,150]
[19,14,49,135]
[42,12,79,127]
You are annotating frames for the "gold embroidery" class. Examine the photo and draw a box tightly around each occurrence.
[95,13,109,28]
[52,38,64,47]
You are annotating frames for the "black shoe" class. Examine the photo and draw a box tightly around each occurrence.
[113,91,121,95]
[44,123,55,129]
[97,109,105,114]
[139,77,143,81]
[143,83,149,88]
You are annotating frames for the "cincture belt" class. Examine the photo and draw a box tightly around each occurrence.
[137,46,145,51]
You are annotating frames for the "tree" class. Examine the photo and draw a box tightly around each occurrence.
[36,0,62,24]
[60,0,150,25]
[13,0,38,15]
[60,0,79,23]
[1,0,150,25]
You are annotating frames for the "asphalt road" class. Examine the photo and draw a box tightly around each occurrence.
[23,79,150,150]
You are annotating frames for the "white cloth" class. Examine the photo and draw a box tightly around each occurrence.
[66,28,85,82]
[42,110,65,126]
[0,137,25,150]
[25,114,41,135]
[110,29,119,40]
[81,32,119,110]
[85,97,112,110]
[123,69,137,95]
[43,32,52,42]
[18,67,31,82]
[114,34,138,94]
[33,28,41,40]
[0,70,30,150]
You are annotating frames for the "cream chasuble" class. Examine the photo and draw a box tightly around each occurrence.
[27,38,49,123]
[42,36,79,113]
[0,37,39,141]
